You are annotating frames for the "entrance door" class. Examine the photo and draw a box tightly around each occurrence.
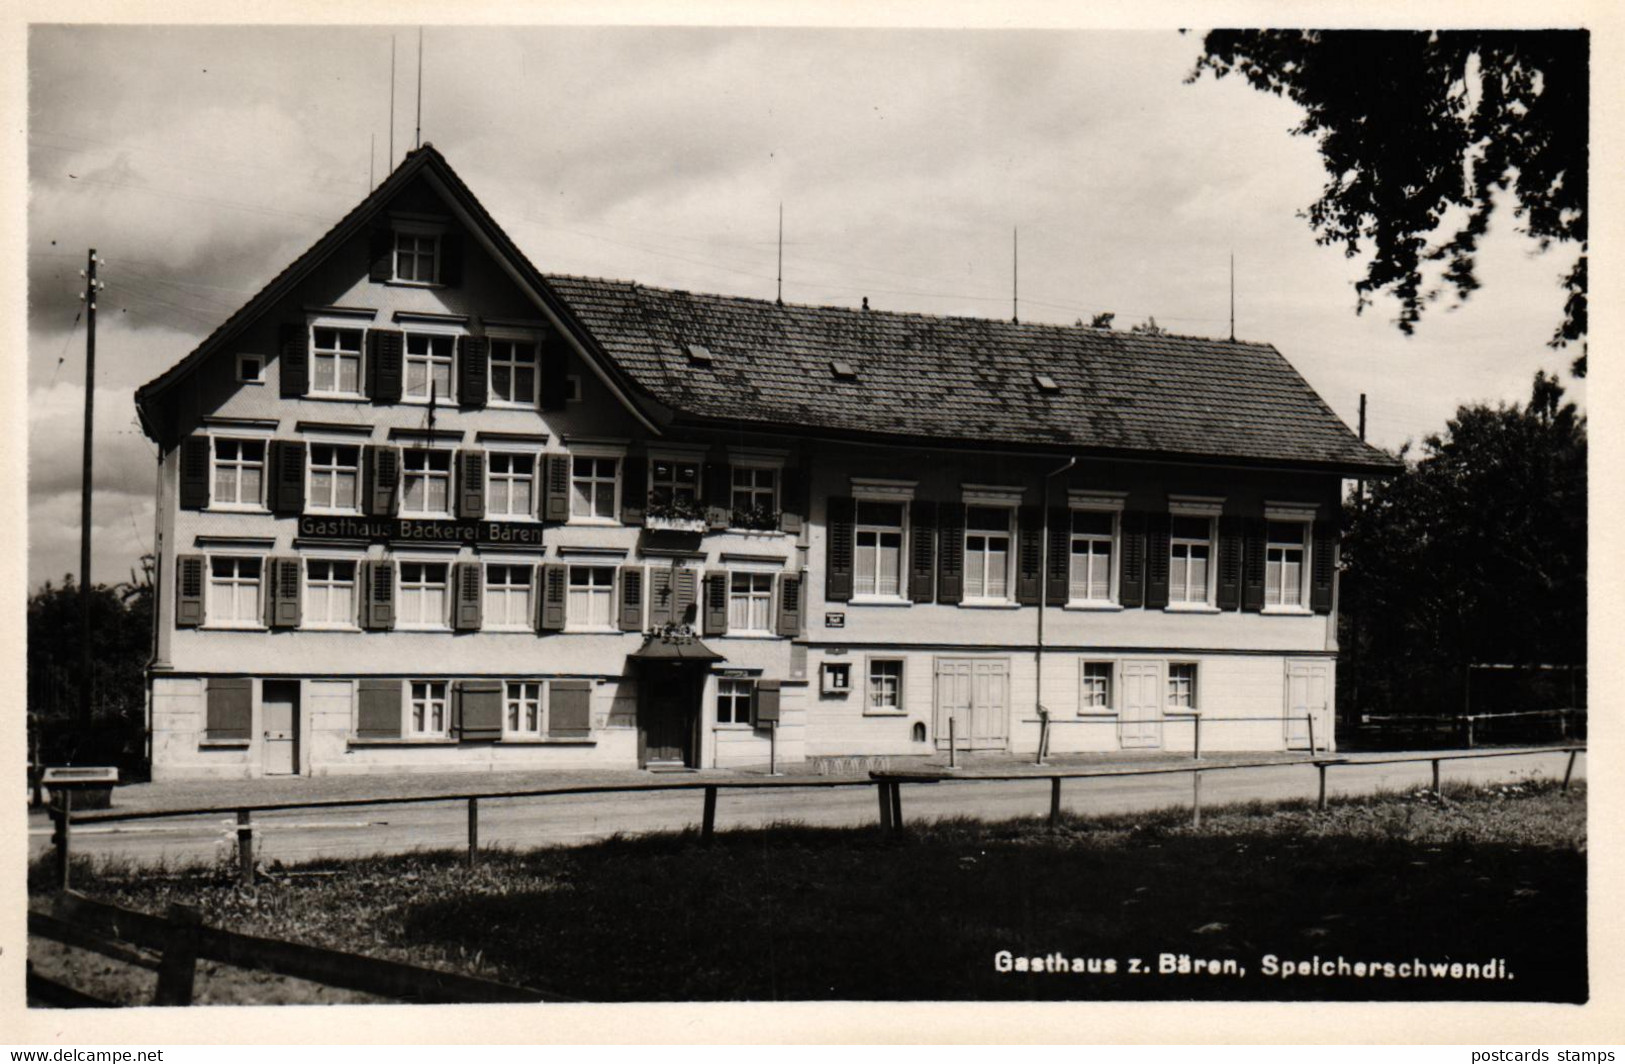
[1285,659,1331,751]
[261,680,300,776]
[935,659,1010,751]
[641,668,698,767]
[1118,661,1164,749]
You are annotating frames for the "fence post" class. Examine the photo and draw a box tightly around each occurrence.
[1305,713,1316,756]
[1431,758,1441,797]
[236,810,254,887]
[701,785,718,841]
[890,782,903,831]
[1316,763,1328,811]
[1465,716,1475,749]
[152,904,203,1007]
[1048,777,1062,830]
[52,790,73,893]
[466,798,479,867]
[1192,770,1202,828]
[1035,708,1049,766]
[877,780,894,831]
[948,717,957,769]
[1193,714,1202,762]
[1563,749,1578,792]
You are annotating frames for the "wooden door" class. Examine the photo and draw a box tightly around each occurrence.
[934,660,973,752]
[261,680,299,775]
[642,670,697,767]
[1285,659,1331,751]
[935,659,1010,751]
[1118,661,1164,749]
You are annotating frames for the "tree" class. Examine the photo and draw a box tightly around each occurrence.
[1129,316,1166,335]
[1339,373,1585,717]
[1191,30,1587,375]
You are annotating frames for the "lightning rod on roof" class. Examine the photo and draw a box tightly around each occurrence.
[1229,251,1236,342]
[389,35,396,167]
[777,203,783,305]
[370,133,375,190]
[415,27,424,150]
[1012,227,1019,324]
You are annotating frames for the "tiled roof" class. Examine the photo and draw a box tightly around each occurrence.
[543,275,1399,474]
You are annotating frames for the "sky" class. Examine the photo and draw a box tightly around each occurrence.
[23,23,1586,592]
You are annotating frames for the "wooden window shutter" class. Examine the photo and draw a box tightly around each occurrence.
[540,563,567,631]
[272,440,305,516]
[937,501,966,605]
[1016,505,1043,605]
[825,495,855,602]
[457,680,502,741]
[780,465,808,533]
[175,555,205,627]
[458,336,487,410]
[364,445,400,516]
[368,225,394,282]
[457,450,485,519]
[272,557,301,628]
[548,680,593,737]
[1045,508,1070,606]
[1118,510,1146,609]
[543,454,571,522]
[704,461,730,529]
[618,565,645,631]
[752,679,782,725]
[178,437,210,510]
[908,500,936,603]
[647,566,674,627]
[702,570,729,636]
[776,572,803,637]
[439,232,463,287]
[368,329,404,404]
[673,568,699,625]
[539,338,570,410]
[1143,511,1172,609]
[205,677,253,741]
[356,678,403,739]
[621,451,647,525]
[1216,515,1244,611]
[454,562,482,631]
[362,560,395,630]
[279,323,308,398]
[1310,519,1337,615]
[1241,518,1267,612]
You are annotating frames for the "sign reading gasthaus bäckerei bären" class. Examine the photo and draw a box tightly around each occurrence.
[297,514,545,547]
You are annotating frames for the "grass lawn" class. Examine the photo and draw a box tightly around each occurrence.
[29,779,1586,1004]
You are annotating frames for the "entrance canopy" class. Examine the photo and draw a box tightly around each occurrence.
[628,630,726,665]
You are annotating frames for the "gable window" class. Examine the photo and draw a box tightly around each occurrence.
[401,449,453,517]
[211,438,266,509]
[505,681,543,736]
[731,466,778,526]
[404,332,456,402]
[207,556,263,627]
[1167,663,1198,710]
[484,564,534,629]
[1069,510,1116,603]
[650,458,702,512]
[310,326,364,396]
[567,566,616,628]
[570,456,619,521]
[236,354,264,384]
[854,500,904,598]
[716,678,754,725]
[304,558,357,628]
[1265,521,1309,608]
[307,444,361,513]
[486,453,536,519]
[728,572,775,632]
[964,505,1013,601]
[1081,661,1113,711]
[395,231,440,285]
[867,659,904,712]
[397,562,449,628]
[1169,515,1214,605]
[489,338,538,405]
[408,680,449,737]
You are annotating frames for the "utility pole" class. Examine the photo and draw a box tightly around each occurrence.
[1356,392,1367,506]
[78,249,100,731]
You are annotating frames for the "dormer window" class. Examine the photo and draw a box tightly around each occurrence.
[685,342,714,365]
[395,230,440,285]
[1034,372,1060,393]
[831,360,858,380]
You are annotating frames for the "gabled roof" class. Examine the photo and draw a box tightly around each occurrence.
[543,276,1400,474]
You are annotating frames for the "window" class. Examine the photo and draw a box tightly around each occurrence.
[1265,521,1309,608]
[486,453,536,518]
[650,458,701,511]
[1167,663,1198,710]
[731,467,778,525]
[570,456,619,520]
[211,438,266,509]
[854,500,904,597]
[397,562,449,628]
[1081,661,1113,711]
[484,564,533,629]
[505,681,543,736]
[567,566,615,628]
[964,505,1013,600]
[401,449,453,516]
[207,556,262,626]
[307,444,360,513]
[729,572,774,632]
[237,354,264,384]
[304,559,357,627]
[868,659,904,712]
[310,326,364,395]
[1169,515,1214,605]
[1069,510,1115,603]
[489,338,538,405]
[408,680,449,736]
[717,678,754,725]
[821,661,852,694]
[394,231,439,284]
[404,332,455,402]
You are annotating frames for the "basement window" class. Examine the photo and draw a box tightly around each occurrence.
[685,343,714,365]
[830,360,858,380]
[1034,372,1060,393]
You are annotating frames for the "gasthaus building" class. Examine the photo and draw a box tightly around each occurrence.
[134,146,1399,780]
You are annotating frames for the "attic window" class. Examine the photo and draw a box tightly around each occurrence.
[685,343,714,364]
[1034,373,1060,393]
[830,360,858,381]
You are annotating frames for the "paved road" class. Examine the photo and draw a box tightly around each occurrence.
[28,750,1581,868]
